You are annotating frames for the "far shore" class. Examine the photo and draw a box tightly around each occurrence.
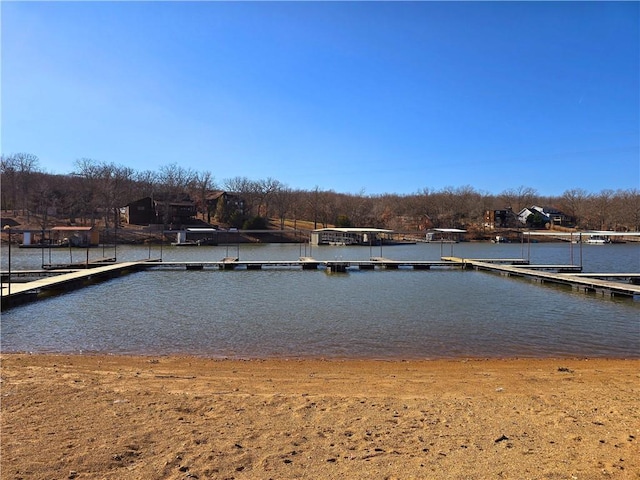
[2,354,638,479]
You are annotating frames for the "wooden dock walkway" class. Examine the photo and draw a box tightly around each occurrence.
[442,257,640,298]
[140,257,463,272]
[1,260,160,310]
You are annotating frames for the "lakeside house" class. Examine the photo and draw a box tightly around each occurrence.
[123,197,197,227]
[204,191,245,224]
[124,191,245,227]
[517,206,573,227]
[484,208,519,229]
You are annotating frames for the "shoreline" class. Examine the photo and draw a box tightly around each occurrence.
[3,350,640,361]
[2,354,638,479]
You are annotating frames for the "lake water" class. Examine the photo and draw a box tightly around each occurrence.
[2,241,639,359]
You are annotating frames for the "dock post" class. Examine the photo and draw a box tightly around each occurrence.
[570,234,574,265]
[3,226,11,299]
[579,233,583,270]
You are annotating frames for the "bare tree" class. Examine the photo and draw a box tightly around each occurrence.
[73,158,102,226]
[559,188,590,227]
[99,163,136,228]
[191,170,215,222]
[156,163,196,227]
[224,176,260,218]
[614,188,640,231]
[588,189,614,230]
[338,189,375,227]
[309,186,320,229]
[286,189,306,230]
[0,153,41,219]
[271,184,293,230]
[317,190,339,228]
[499,185,539,213]
[158,163,195,200]
[256,177,282,218]
[134,170,159,199]
[1,154,18,213]
[586,189,640,232]
[29,173,60,231]
[404,188,434,230]
[370,193,406,230]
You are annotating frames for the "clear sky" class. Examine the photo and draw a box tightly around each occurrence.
[2,1,638,196]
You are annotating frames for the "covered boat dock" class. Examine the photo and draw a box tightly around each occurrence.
[310,228,395,246]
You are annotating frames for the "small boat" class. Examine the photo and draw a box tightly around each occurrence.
[171,240,199,247]
[585,235,610,245]
[492,235,509,243]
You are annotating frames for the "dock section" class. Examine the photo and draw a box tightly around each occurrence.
[143,258,464,272]
[443,257,640,298]
[2,260,160,310]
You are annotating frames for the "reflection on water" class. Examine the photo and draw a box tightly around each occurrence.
[2,243,639,358]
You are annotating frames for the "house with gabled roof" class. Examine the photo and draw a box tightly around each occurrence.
[517,206,573,227]
[123,197,197,226]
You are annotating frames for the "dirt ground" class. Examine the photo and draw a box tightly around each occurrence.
[1,354,638,479]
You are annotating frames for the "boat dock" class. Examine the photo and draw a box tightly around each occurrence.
[442,257,640,298]
[3,255,639,310]
[2,260,160,309]
[140,257,467,272]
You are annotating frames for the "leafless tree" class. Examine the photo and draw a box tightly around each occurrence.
[224,176,260,218]
[559,188,590,227]
[614,188,640,231]
[285,189,306,230]
[608,189,636,231]
[256,177,282,218]
[73,158,102,226]
[271,184,293,230]
[158,163,195,200]
[134,170,159,199]
[191,170,215,222]
[1,154,18,213]
[499,185,539,213]
[587,189,614,230]
[403,189,434,230]
[1,153,40,220]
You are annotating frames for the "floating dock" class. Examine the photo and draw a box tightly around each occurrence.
[138,257,467,272]
[1,260,160,310]
[442,257,640,298]
[3,255,639,310]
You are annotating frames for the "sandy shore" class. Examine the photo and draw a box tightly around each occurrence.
[1,354,638,479]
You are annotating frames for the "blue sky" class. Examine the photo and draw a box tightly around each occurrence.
[2,1,638,196]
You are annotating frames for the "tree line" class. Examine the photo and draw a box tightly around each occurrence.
[1,153,639,232]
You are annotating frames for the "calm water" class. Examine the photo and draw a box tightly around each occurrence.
[2,242,639,359]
